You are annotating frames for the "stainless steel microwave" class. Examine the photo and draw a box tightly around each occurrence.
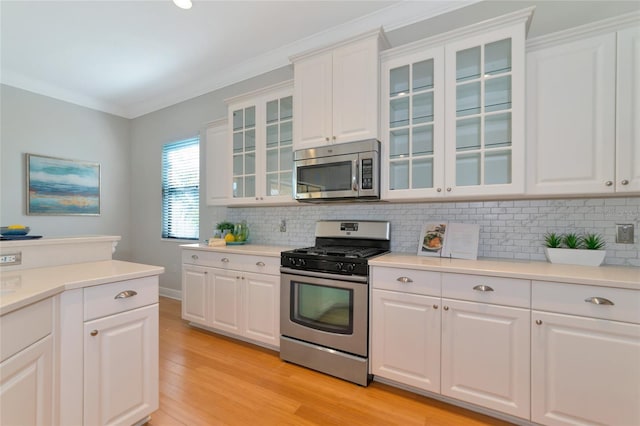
[293,139,380,202]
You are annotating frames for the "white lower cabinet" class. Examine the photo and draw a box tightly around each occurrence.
[441,299,530,419]
[0,297,54,426]
[84,304,159,426]
[182,249,280,348]
[531,281,640,426]
[371,289,441,392]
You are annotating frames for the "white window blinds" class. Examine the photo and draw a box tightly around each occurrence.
[162,138,199,240]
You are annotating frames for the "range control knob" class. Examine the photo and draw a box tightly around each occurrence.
[288,257,296,265]
[336,262,344,271]
[297,259,306,267]
[346,263,356,272]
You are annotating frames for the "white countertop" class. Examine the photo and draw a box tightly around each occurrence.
[0,235,121,248]
[181,243,294,257]
[0,260,165,315]
[370,254,640,290]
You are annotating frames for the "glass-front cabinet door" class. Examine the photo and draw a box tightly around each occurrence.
[444,26,525,196]
[381,46,444,199]
[227,81,294,204]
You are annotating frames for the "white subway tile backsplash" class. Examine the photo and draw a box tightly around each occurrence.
[212,197,639,267]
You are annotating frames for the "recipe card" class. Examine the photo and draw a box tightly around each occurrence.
[418,222,480,260]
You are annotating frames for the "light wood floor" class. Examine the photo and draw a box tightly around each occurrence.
[149,297,513,426]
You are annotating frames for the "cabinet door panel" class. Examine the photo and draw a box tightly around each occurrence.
[0,335,53,426]
[211,270,242,333]
[84,304,159,426]
[332,37,379,144]
[243,272,280,347]
[441,299,530,419]
[527,33,616,194]
[532,311,640,426]
[181,266,209,324]
[616,26,640,193]
[293,51,333,149]
[205,120,230,204]
[371,289,440,392]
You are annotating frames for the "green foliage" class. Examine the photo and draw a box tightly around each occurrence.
[583,233,606,250]
[216,221,235,231]
[562,233,582,249]
[543,232,563,248]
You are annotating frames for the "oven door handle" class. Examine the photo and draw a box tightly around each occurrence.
[280,267,368,283]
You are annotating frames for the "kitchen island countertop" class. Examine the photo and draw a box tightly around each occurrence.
[0,260,164,315]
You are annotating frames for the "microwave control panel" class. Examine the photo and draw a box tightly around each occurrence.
[361,158,373,190]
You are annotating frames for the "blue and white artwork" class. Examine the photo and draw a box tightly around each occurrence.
[27,154,100,215]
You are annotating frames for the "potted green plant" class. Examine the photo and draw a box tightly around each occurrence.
[216,221,235,237]
[543,232,606,266]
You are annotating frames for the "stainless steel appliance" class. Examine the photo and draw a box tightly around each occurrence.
[293,139,380,202]
[280,220,390,386]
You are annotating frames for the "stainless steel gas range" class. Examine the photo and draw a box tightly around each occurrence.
[279,220,390,386]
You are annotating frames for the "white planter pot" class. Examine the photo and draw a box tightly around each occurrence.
[544,247,606,266]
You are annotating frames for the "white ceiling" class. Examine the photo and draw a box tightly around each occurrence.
[2,1,638,119]
[1,0,478,118]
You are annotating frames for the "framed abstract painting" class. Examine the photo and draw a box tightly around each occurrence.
[26,154,100,215]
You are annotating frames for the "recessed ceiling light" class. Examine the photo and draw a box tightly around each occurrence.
[173,0,192,10]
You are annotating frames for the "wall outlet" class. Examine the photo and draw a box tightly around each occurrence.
[0,252,22,266]
[616,224,634,244]
[280,219,287,232]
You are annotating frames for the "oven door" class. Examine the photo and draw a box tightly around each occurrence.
[293,153,358,200]
[280,270,368,357]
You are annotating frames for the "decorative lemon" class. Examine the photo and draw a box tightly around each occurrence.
[8,225,26,229]
[224,233,235,243]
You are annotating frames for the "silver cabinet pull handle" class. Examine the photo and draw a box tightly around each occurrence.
[585,297,614,306]
[443,306,449,311]
[473,285,494,292]
[191,254,198,260]
[535,320,542,325]
[114,290,137,299]
[256,261,266,267]
[397,276,413,283]
[221,257,230,263]
[605,180,613,186]
[90,330,98,336]
[621,179,629,185]
[433,305,439,309]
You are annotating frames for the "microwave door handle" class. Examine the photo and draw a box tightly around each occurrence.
[352,159,359,192]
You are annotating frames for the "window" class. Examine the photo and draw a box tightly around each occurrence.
[162,138,199,240]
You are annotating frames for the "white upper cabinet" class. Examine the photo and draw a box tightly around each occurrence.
[381,9,531,200]
[292,29,387,150]
[526,16,640,195]
[222,81,294,205]
[205,118,229,205]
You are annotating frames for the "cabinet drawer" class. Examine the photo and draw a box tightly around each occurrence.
[182,250,280,275]
[371,267,440,296]
[532,281,640,324]
[1,297,53,362]
[442,273,530,308]
[83,276,158,321]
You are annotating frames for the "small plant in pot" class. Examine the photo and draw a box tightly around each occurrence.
[543,232,607,267]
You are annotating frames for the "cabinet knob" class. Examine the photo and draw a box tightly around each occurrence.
[325,137,330,142]
[433,304,439,309]
[473,285,494,292]
[191,254,198,260]
[443,306,449,311]
[221,257,230,263]
[114,290,137,299]
[535,320,542,325]
[90,330,99,336]
[446,187,452,192]
[621,179,629,186]
[584,296,614,306]
[332,136,336,141]
[437,188,442,192]
[396,276,413,283]
[605,180,613,186]
[256,261,266,267]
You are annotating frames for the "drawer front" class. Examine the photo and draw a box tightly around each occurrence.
[182,250,279,275]
[371,266,440,296]
[532,280,640,324]
[84,276,158,321]
[442,273,530,308]
[1,297,53,362]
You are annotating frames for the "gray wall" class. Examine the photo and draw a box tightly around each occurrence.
[0,85,133,259]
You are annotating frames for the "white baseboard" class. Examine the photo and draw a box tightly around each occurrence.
[159,287,182,300]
